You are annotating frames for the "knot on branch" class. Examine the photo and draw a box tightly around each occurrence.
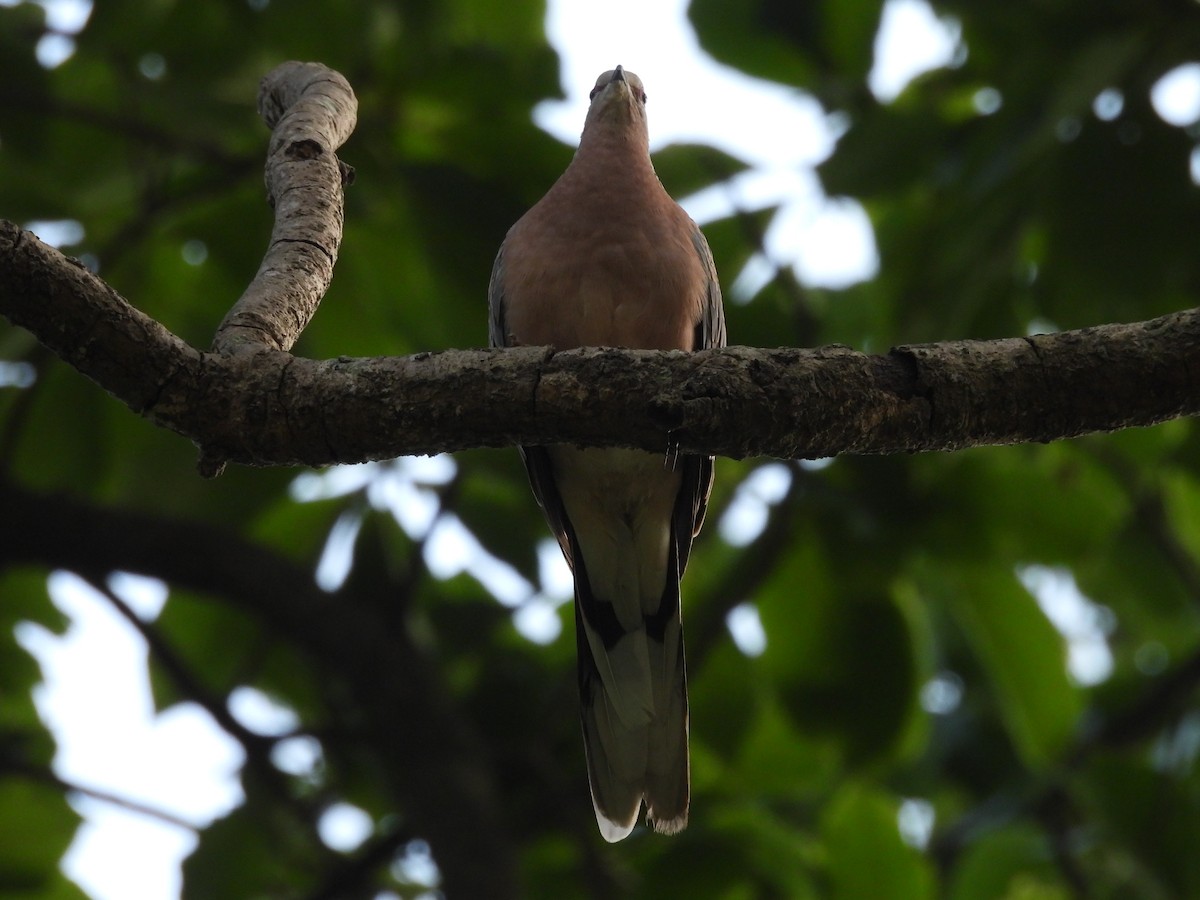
[285,138,325,160]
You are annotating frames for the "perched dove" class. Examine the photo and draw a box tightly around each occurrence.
[488,66,725,842]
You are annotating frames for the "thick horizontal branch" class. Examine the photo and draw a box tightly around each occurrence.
[3,219,1199,468]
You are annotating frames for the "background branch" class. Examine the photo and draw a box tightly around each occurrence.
[8,762,199,831]
[0,478,521,900]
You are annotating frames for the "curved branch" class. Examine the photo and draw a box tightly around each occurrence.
[2,216,1198,469]
[213,61,357,356]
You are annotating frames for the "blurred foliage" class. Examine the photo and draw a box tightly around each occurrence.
[3,0,1200,897]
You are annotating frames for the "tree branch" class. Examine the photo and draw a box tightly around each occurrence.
[3,60,1198,473]
[213,61,358,356]
[8,760,199,831]
[3,215,1197,469]
[86,576,335,848]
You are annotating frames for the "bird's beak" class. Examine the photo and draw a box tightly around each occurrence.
[611,65,626,84]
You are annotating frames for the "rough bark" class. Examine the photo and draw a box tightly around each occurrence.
[213,61,357,354]
[2,215,1198,469]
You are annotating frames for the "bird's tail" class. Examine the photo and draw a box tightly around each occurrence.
[575,559,690,842]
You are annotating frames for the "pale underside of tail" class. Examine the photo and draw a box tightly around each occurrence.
[578,614,689,841]
[551,447,691,841]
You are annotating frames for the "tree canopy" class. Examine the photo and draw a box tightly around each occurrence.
[3,0,1200,898]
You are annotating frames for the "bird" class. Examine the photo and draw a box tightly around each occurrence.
[488,65,725,842]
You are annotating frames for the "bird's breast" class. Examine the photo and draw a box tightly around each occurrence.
[501,195,706,352]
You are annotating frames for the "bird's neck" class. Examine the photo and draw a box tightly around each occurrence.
[568,124,658,187]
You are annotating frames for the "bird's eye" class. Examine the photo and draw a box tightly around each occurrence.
[589,86,601,100]
[640,91,648,103]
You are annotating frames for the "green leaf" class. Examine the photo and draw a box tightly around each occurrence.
[948,826,1067,900]
[1076,753,1200,898]
[932,566,1082,767]
[0,781,83,897]
[149,589,264,711]
[689,0,817,88]
[181,800,305,900]
[821,783,935,900]
[757,532,920,764]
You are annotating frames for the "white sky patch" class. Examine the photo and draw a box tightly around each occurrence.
[392,839,441,889]
[1151,62,1200,127]
[537,539,574,600]
[313,510,362,592]
[62,802,194,900]
[271,735,324,779]
[403,454,457,485]
[302,458,462,592]
[22,573,244,822]
[368,475,439,538]
[290,462,379,502]
[897,797,936,849]
[24,218,85,248]
[538,0,881,291]
[35,32,73,67]
[1018,565,1114,687]
[719,463,793,546]
[919,671,964,715]
[726,603,767,657]
[15,572,242,900]
[0,0,92,68]
[518,541,572,644]
[0,360,37,387]
[781,196,880,289]
[538,0,832,168]
[292,458,456,539]
[424,514,533,607]
[107,572,168,619]
[297,458,554,640]
[798,457,835,472]
[513,599,563,645]
[317,802,373,853]
[869,0,961,102]
[1093,87,1125,121]
[227,686,299,736]
[39,0,91,31]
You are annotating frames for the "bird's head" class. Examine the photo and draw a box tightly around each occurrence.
[583,65,648,134]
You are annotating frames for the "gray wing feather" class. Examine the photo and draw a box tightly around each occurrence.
[690,225,726,352]
[487,245,510,350]
[489,243,575,562]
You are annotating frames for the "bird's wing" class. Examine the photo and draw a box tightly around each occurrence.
[681,222,724,549]
[489,243,577,567]
[690,223,727,354]
[487,244,510,351]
